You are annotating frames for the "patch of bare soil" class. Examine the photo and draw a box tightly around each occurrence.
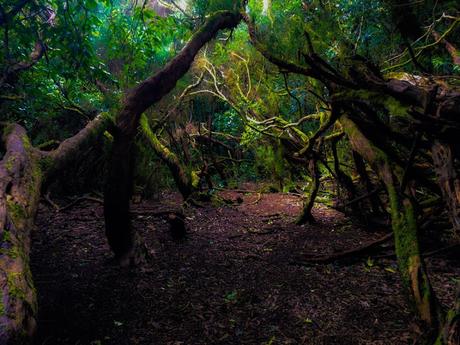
[31,191,459,345]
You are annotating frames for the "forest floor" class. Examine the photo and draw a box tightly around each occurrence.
[31,186,460,345]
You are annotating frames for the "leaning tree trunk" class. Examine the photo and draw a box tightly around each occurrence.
[0,113,111,344]
[341,115,443,332]
[103,11,241,265]
[140,115,198,200]
[297,155,320,225]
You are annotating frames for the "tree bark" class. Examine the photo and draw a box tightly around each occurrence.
[297,156,320,225]
[437,283,460,344]
[341,114,443,332]
[103,11,241,264]
[431,141,460,236]
[140,115,196,200]
[0,113,111,344]
[330,135,359,215]
[0,124,41,345]
[352,150,382,215]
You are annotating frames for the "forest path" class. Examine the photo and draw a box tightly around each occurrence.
[31,191,457,345]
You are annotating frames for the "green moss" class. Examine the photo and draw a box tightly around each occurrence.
[38,155,54,172]
[21,134,32,150]
[7,272,27,301]
[334,90,410,118]
[190,171,200,189]
[0,289,4,316]
[6,200,27,222]
[2,123,14,138]
[6,198,29,232]
[103,130,113,141]
[0,246,20,259]
[5,155,16,172]
[384,97,410,117]
[2,229,11,243]
[28,159,42,196]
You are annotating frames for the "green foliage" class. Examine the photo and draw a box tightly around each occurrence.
[192,0,244,17]
[213,109,243,136]
[1,0,188,141]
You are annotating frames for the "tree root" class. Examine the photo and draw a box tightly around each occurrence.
[130,209,185,219]
[60,196,103,212]
[292,232,393,264]
[248,192,262,205]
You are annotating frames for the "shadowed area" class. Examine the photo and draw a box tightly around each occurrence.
[31,192,458,345]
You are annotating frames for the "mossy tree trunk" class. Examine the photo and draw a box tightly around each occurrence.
[0,124,41,345]
[437,283,460,344]
[103,11,242,265]
[297,156,320,225]
[0,113,111,344]
[341,114,443,332]
[140,115,197,200]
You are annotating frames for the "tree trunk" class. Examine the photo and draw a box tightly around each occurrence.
[341,115,442,332]
[437,283,460,344]
[431,141,460,236]
[103,11,241,264]
[0,124,41,345]
[297,156,320,225]
[140,115,196,200]
[330,135,359,215]
[352,150,382,215]
[0,113,111,344]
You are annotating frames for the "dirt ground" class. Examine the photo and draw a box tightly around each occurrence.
[30,190,459,345]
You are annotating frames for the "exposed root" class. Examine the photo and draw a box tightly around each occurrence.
[58,196,103,212]
[293,232,393,264]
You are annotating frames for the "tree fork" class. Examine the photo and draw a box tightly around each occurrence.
[103,11,242,264]
[0,113,111,344]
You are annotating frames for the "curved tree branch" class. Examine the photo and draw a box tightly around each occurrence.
[104,10,242,264]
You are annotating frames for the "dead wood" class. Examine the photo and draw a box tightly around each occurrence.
[295,232,393,264]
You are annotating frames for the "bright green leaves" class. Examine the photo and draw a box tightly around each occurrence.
[192,0,244,18]
[98,5,185,88]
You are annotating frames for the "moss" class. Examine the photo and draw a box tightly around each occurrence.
[342,114,438,325]
[38,155,54,173]
[103,130,113,141]
[5,155,16,172]
[190,171,200,189]
[31,162,41,180]
[334,90,410,118]
[6,200,27,224]
[7,272,27,301]
[2,123,14,139]
[21,134,32,150]
[0,289,4,316]
[2,229,11,243]
[384,97,410,117]
[0,246,20,259]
